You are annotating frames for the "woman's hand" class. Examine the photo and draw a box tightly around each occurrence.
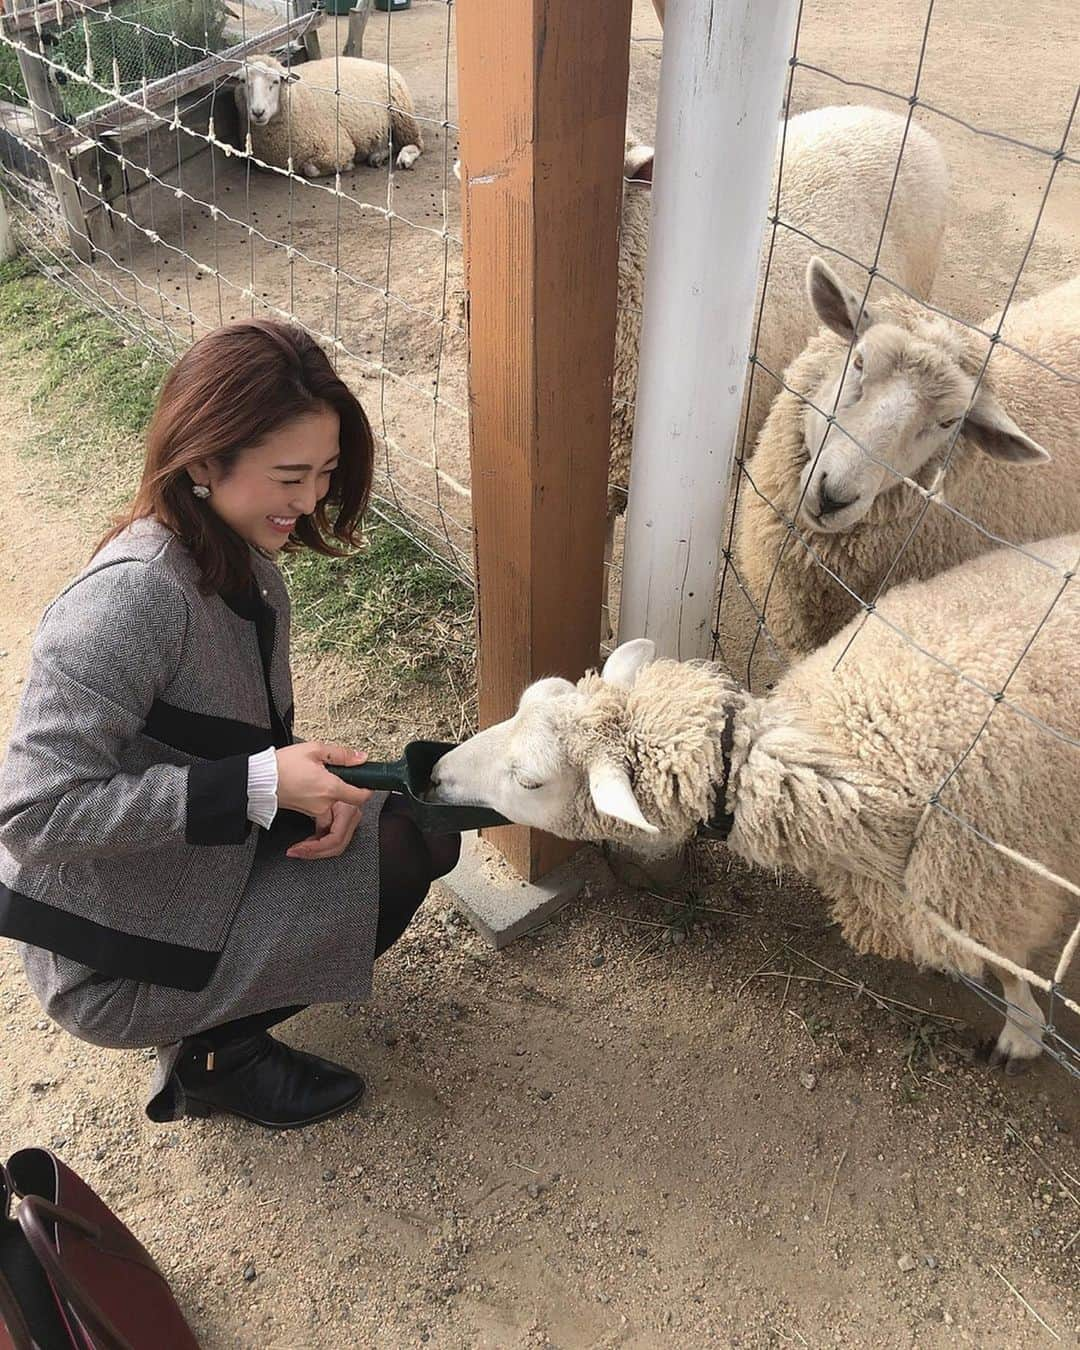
[286,800,365,861]
[275,741,372,819]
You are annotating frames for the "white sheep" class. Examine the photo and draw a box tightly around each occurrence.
[606,106,949,620]
[233,55,423,179]
[431,536,1080,1072]
[734,263,1080,660]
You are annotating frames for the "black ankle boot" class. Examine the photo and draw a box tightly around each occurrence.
[161,1033,364,1129]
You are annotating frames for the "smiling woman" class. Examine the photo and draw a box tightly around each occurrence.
[0,320,462,1132]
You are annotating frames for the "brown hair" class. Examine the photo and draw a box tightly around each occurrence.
[97,319,374,593]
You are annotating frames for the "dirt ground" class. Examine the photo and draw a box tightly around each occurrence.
[1,321,1079,1347]
[3,2,1080,1346]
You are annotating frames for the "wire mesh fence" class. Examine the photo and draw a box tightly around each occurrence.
[701,1,1080,1078]
[0,0,471,575]
[1,0,1078,1079]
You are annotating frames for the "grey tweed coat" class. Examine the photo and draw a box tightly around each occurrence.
[0,519,382,1050]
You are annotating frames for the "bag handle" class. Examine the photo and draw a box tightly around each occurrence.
[17,1197,135,1350]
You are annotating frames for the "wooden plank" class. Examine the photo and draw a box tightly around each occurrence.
[342,0,370,59]
[3,0,111,36]
[41,9,322,153]
[456,0,632,881]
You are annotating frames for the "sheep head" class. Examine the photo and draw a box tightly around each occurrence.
[430,640,737,855]
[233,56,298,128]
[795,257,1049,534]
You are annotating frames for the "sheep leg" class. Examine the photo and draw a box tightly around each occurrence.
[986,964,1045,1074]
[301,161,322,180]
[396,144,421,170]
[367,144,391,168]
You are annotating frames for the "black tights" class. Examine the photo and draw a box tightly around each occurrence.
[197,796,460,1048]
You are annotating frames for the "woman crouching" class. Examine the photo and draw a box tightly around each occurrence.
[0,320,460,1129]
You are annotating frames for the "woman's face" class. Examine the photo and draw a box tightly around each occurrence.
[191,406,341,555]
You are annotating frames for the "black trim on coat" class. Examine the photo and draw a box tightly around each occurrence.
[0,885,220,991]
[186,755,251,845]
[144,700,277,760]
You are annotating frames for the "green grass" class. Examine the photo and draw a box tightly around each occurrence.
[0,0,230,120]
[0,258,476,703]
[282,518,474,686]
[0,257,166,508]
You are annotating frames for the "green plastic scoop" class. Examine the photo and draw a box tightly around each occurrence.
[326,740,510,834]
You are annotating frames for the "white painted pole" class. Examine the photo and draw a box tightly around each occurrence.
[617,0,799,659]
[0,189,14,263]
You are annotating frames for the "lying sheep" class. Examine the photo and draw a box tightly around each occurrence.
[233,55,423,179]
[431,536,1080,1072]
[734,263,1080,660]
[607,106,949,620]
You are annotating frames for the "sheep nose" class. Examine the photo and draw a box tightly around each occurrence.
[817,475,856,519]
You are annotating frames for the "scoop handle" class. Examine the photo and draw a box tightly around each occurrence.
[326,760,405,793]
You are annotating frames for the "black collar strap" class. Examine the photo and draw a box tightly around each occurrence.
[697,705,737,841]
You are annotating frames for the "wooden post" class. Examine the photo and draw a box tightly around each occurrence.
[456,0,632,881]
[342,0,370,59]
[0,186,15,262]
[7,25,91,261]
[301,0,322,63]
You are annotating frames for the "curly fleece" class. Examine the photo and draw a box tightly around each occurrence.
[558,536,1079,984]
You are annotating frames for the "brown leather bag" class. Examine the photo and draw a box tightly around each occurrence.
[0,1148,200,1350]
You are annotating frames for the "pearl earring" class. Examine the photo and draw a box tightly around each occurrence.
[192,483,211,499]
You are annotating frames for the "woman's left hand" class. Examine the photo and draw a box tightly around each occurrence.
[286,800,366,860]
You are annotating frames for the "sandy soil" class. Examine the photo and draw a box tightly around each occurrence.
[1,327,1079,1348]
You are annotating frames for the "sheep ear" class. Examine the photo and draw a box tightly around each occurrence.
[963,386,1050,464]
[601,638,655,689]
[588,762,659,835]
[807,257,877,340]
[624,145,654,186]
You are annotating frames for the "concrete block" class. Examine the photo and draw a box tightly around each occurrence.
[439,832,596,949]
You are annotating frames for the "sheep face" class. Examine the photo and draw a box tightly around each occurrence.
[795,258,1050,534]
[234,60,296,128]
[430,640,665,841]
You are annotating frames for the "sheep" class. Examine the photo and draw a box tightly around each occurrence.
[734,264,1080,660]
[606,106,949,623]
[233,55,422,179]
[430,535,1080,1072]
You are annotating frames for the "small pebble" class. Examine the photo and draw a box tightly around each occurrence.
[538,1089,553,1102]
[925,1255,937,1269]
[322,1168,337,1182]
[591,953,605,968]
[243,1264,257,1283]
[897,1253,918,1273]
[527,1183,541,1200]
[799,1072,817,1092]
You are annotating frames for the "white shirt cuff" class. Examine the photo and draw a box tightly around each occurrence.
[247,747,279,830]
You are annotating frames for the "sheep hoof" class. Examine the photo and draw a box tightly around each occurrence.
[368,147,390,168]
[301,161,321,179]
[396,144,421,170]
[985,1032,1041,1076]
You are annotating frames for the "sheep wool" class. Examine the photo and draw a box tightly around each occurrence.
[735,276,1080,659]
[238,56,423,179]
[608,106,949,521]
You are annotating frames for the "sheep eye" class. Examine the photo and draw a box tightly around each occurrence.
[519,780,543,791]
[851,352,864,372]
[939,416,961,431]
